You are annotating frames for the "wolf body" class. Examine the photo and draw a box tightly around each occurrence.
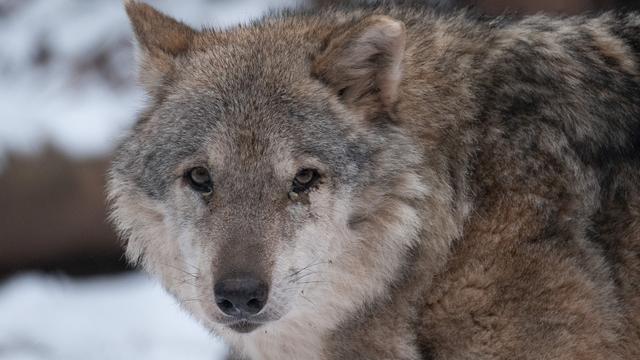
[109,2,640,359]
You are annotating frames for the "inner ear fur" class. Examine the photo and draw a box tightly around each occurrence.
[125,1,197,93]
[312,15,406,114]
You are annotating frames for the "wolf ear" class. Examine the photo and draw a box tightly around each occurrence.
[125,1,197,93]
[312,16,406,116]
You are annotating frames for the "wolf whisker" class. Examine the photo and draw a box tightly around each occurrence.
[180,260,203,273]
[165,275,198,285]
[295,280,330,285]
[179,297,204,304]
[288,270,324,284]
[160,262,200,278]
[286,260,330,280]
[299,294,316,307]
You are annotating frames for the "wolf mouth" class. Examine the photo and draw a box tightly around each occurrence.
[228,320,262,333]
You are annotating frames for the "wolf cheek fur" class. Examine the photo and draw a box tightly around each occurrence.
[109,1,640,359]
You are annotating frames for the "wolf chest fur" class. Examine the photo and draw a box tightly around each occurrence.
[109,1,640,359]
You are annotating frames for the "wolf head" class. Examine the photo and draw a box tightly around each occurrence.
[109,2,446,337]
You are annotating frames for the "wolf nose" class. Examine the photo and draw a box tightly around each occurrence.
[214,277,268,317]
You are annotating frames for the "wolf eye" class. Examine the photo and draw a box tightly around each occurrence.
[291,168,320,194]
[186,167,213,195]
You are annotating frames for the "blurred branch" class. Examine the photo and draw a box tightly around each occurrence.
[0,147,127,277]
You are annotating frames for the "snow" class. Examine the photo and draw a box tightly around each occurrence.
[0,0,304,158]
[0,272,228,360]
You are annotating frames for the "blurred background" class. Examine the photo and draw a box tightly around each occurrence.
[0,0,638,359]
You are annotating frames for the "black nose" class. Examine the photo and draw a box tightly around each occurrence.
[214,277,268,317]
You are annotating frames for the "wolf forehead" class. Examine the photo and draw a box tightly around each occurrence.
[111,43,375,201]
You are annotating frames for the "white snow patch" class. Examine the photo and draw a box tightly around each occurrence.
[0,272,228,360]
[0,0,305,158]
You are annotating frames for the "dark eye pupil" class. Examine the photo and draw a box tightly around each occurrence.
[296,170,313,184]
[292,168,319,193]
[191,168,209,184]
[187,167,212,194]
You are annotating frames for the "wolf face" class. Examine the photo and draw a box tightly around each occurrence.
[109,2,437,340]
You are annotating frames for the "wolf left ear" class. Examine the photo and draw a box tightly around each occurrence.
[312,16,406,116]
[125,1,197,93]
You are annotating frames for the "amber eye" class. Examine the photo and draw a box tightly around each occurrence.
[291,168,320,194]
[186,167,213,195]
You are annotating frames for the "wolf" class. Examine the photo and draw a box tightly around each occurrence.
[108,1,640,359]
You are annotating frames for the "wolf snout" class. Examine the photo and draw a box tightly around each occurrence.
[214,277,269,317]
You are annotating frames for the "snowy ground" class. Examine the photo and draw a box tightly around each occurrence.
[0,273,228,360]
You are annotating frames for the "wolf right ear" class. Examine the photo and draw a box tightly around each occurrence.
[125,1,197,93]
[312,16,406,119]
